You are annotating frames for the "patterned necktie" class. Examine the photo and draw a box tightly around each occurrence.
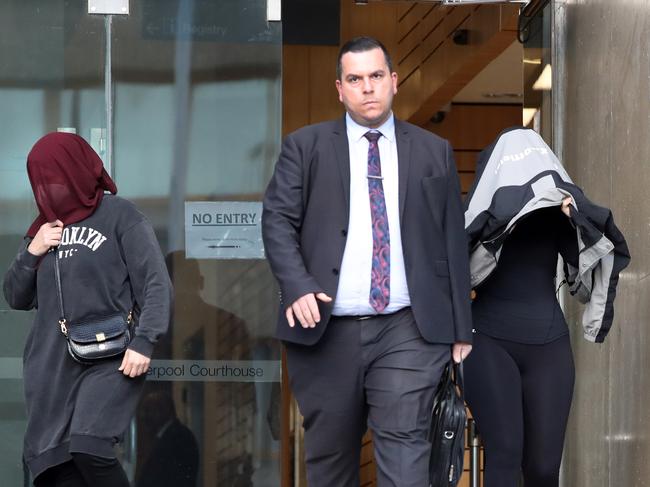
[364,131,390,312]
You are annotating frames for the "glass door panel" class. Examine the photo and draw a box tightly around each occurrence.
[0,1,105,484]
[111,2,282,486]
[0,1,282,486]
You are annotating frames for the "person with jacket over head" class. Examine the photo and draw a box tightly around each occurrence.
[3,132,173,487]
[262,36,473,486]
[463,127,630,487]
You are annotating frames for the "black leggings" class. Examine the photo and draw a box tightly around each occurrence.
[464,332,575,487]
[33,453,129,487]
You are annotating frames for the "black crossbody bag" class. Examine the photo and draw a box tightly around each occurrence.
[54,249,133,364]
[429,358,467,487]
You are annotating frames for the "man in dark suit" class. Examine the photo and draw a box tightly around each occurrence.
[135,391,198,487]
[262,36,472,486]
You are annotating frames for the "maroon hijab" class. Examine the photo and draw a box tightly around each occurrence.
[26,132,117,237]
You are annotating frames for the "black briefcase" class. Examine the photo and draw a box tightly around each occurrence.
[428,359,466,487]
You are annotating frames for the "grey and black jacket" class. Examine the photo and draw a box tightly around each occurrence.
[464,127,630,343]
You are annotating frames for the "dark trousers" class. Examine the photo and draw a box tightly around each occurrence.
[33,453,129,487]
[464,332,575,487]
[285,308,450,487]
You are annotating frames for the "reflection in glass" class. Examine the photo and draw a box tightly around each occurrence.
[136,390,199,487]
[112,2,282,486]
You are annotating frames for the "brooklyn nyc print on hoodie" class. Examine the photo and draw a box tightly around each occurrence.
[57,226,108,259]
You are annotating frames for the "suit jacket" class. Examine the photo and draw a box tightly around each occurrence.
[262,116,472,346]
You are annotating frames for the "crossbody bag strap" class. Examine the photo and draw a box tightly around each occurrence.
[53,248,68,336]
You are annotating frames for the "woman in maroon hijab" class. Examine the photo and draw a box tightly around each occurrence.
[3,133,172,487]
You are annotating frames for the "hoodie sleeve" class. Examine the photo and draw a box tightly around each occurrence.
[558,208,579,268]
[3,239,40,311]
[120,220,173,357]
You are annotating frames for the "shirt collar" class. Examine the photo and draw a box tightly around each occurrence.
[345,112,396,143]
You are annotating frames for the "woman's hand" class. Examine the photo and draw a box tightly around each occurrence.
[28,220,63,256]
[561,197,572,217]
[119,349,151,378]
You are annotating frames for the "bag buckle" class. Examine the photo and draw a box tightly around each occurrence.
[59,319,68,336]
[96,333,106,342]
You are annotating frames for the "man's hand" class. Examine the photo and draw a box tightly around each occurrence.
[452,342,472,363]
[28,220,63,256]
[561,197,572,217]
[286,292,333,328]
[119,349,151,378]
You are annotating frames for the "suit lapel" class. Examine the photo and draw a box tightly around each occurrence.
[331,117,350,210]
[395,119,411,223]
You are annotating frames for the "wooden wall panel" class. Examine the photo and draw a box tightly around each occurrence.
[340,1,401,56]
[397,6,475,84]
[455,151,479,172]
[309,46,343,123]
[427,103,522,150]
[396,6,446,65]
[397,3,434,41]
[395,4,519,125]
[283,45,311,135]
[283,44,341,136]
[397,3,416,20]
[428,103,522,196]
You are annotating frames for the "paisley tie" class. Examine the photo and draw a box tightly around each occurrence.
[364,131,390,312]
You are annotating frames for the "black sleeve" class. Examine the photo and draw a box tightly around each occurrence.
[262,133,323,307]
[558,207,579,267]
[120,220,173,357]
[3,239,40,311]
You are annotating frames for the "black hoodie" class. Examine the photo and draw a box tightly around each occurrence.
[3,195,172,478]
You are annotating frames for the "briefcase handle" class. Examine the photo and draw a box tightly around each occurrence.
[451,359,465,404]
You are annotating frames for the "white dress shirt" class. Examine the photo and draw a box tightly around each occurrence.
[332,113,411,316]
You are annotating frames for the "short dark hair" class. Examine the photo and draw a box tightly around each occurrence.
[337,36,394,80]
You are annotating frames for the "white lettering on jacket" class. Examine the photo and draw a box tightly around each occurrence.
[59,226,108,252]
[495,146,550,174]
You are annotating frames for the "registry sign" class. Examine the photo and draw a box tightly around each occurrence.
[185,201,264,259]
